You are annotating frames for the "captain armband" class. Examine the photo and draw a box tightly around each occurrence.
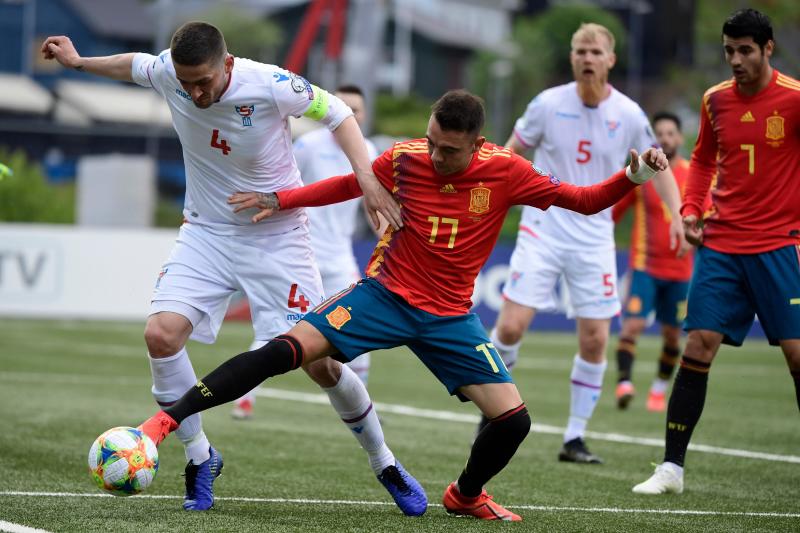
[626,156,658,185]
[303,85,330,121]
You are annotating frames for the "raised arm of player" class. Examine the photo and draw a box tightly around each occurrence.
[332,117,402,231]
[514,148,666,215]
[41,36,134,82]
[229,147,397,223]
[228,173,362,223]
[555,149,666,213]
[680,98,718,246]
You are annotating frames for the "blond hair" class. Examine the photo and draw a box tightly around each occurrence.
[571,23,616,52]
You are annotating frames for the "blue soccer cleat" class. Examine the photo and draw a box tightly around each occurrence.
[183,446,223,511]
[377,461,428,516]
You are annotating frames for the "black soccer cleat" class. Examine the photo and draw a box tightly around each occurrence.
[558,438,603,464]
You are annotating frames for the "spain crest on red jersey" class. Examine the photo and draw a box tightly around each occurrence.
[765,111,784,141]
[469,184,491,214]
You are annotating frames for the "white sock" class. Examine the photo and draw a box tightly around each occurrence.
[235,339,267,407]
[564,354,607,443]
[346,352,371,386]
[651,377,669,394]
[490,328,522,371]
[322,364,394,475]
[149,347,210,464]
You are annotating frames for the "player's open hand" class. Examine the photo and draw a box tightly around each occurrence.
[41,36,81,69]
[682,214,703,246]
[360,177,403,231]
[228,191,280,223]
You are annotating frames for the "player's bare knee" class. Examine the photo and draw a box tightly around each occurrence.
[303,356,342,387]
[621,319,646,340]
[683,330,718,363]
[662,326,682,348]
[143,321,183,357]
[780,340,800,371]
[496,320,525,345]
[579,331,608,360]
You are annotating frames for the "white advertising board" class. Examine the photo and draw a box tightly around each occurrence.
[0,224,177,320]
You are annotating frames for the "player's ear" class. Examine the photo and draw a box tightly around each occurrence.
[473,136,486,152]
[763,40,774,58]
[224,54,234,74]
[607,51,617,69]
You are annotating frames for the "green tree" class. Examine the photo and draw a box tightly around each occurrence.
[373,92,433,139]
[691,0,800,101]
[0,148,74,223]
[197,7,284,63]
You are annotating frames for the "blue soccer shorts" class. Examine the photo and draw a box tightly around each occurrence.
[302,278,513,400]
[622,269,689,327]
[685,245,800,346]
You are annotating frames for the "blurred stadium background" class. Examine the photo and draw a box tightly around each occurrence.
[4,0,798,328]
[1,1,799,531]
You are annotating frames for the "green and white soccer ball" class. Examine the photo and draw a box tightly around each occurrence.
[88,426,159,496]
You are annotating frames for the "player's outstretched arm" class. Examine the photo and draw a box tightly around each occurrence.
[228,173,364,223]
[333,117,403,231]
[553,148,666,214]
[41,36,135,82]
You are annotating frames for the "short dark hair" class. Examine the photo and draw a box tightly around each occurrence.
[335,84,364,97]
[652,111,681,132]
[722,9,773,49]
[171,22,227,66]
[431,90,485,136]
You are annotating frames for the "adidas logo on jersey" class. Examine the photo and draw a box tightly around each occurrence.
[439,184,457,193]
[740,111,755,122]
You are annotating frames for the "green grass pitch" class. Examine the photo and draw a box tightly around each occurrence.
[1,318,798,532]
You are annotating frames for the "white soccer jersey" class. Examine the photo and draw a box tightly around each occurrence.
[513,82,657,250]
[131,51,353,236]
[293,127,378,277]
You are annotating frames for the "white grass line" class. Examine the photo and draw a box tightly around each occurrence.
[1,492,798,519]
[256,388,800,464]
[0,520,54,533]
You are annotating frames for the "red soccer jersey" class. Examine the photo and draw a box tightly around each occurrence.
[681,69,800,253]
[279,139,637,316]
[614,157,693,281]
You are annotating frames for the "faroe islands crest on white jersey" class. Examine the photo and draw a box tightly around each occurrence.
[131,50,353,235]
[513,82,657,250]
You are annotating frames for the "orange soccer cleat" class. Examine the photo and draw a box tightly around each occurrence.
[616,381,635,410]
[138,410,179,446]
[442,482,521,521]
[231,398,254,420]
[646,390,667,412]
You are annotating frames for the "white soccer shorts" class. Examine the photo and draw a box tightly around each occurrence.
[318,257,361,298]
[150,222,324,343]
[502,234,621,320]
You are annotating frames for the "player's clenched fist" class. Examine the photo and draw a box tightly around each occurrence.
[41,36,82,69]
[636,147,668,172]
[626,147,667,185]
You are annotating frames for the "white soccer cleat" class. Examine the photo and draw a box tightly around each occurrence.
[632,462,684,494]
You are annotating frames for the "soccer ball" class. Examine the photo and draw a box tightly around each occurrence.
[88,426,159,496]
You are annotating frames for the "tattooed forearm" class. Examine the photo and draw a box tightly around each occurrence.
[256,192,280,210]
